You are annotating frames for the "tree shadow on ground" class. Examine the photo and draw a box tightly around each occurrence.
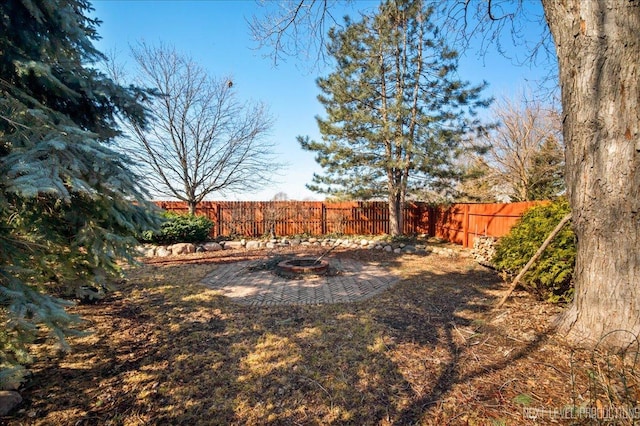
[7,249,561,425]
[361,259,554,424]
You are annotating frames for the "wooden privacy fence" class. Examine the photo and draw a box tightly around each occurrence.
[429,201,543,247]
[155,200,543,247]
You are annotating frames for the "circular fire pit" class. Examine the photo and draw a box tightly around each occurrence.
[277,258,329,277]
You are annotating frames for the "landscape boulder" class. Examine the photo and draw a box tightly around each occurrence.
[0,391,22,416]
[223,241,244,250]
[156,247,172,257]
[136,245,156,257]
[169,243,196,255]
[203,242,223,251]
[245,240,263,250]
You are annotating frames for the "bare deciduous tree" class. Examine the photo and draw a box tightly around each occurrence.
[249,0,355,68]
[115,43,282,214]
[481,92,564,201]
[264,192,289,237]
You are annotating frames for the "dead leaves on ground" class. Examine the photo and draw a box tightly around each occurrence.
[5,249,639,425]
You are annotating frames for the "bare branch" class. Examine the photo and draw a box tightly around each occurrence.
[438,0,556,89]
[249,0,353,69]
[478,89,564,201]
[250,0,556,90]
[110,43,285,212]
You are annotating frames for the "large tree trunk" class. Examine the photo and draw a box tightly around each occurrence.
[542,0,640,347]
[187,200,197,216]
[388,191,403,236]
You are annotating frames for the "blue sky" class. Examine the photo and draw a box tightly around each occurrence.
[91,0,556,201]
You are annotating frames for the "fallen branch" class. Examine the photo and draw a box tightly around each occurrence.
[495,212,572,309]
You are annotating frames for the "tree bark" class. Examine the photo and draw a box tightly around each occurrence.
[388,190,403,236]
[188,201,197,216]
[542,0,640,347]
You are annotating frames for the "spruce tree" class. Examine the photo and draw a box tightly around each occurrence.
[299,0,491,235]
[0,0,157,385]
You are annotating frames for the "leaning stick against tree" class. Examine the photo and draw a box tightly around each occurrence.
[495,212,572,309]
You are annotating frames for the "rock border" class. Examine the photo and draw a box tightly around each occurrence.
[136,236,466,259]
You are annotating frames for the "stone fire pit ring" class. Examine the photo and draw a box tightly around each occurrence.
[277,258,330,276]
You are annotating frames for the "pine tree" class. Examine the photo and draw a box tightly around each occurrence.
[456,157,499,202]
[299,0,491,235]
[526,136,565,201]
[0,0,157,385]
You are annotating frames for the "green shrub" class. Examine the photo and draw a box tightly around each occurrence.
[493,198,576,303]
[139,211,213,244]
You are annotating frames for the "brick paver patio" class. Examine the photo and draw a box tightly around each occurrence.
[200,256,400,306]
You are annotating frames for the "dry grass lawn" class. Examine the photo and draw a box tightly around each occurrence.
[4,246,639,425]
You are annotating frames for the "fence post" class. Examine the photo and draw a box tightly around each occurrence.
[215,203,221,237]
[463,204,470,248]
[427,205,435,237]
[321,203,327,235]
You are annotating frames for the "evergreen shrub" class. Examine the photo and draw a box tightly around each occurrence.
[493,198,576,303]
[1,0,160,381]
[140,212,213,244]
